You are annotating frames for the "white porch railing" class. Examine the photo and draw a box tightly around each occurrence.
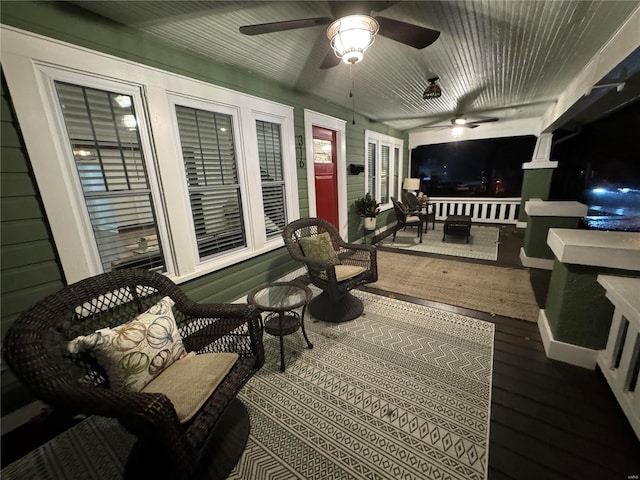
[428,196,521,224]
[597,275,640,440]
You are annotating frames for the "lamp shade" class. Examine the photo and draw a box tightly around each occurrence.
[403,178,420,191]
[327,15,379,65]
[422,77,442,100]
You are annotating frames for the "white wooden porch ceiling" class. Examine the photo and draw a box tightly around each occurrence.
[70,1,639,134]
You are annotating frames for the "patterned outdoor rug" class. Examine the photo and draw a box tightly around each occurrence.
[377,224,499,261]
[229,289,494,480]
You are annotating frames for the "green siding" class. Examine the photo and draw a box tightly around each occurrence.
[0,2,408,414]
[1,71,66,415]
[518,169,554,222]
[523,216,583,259]
[544,260,632,349]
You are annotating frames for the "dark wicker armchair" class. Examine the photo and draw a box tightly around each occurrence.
[3,269,264,480]
[391,196,428,243]
[282,217,377,323]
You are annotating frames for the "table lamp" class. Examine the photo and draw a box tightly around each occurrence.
[402,178,420,193]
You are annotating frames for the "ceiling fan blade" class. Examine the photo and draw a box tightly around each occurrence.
[320,51,341,69]
[469,117,499,125]
[374,16,440,49]
[239,17,332,36]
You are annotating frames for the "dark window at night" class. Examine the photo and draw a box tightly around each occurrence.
[411,136,536,197]
[551,99,640,232]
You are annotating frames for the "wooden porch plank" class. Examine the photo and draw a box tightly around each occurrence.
[490,422,616,480]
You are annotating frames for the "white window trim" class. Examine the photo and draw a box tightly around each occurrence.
[364,130,404,212]
[1,26,299,284]
[303,109,348,238]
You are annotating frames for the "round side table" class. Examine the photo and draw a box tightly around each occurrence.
[247,282,313,372]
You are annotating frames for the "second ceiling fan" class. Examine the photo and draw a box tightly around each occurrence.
[449,116,500,129]
[239,1,440,69]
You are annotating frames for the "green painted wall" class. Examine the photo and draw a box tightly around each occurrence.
[523,216,583,259]
[1,72,65,415]
[0,2,408,415]
[544,260,635,349]
[518,169,554,223]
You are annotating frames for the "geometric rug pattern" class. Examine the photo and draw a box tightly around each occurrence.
[377,224,500,261]
[229,289,495,480]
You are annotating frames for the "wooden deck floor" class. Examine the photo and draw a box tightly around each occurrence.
[366,224,640,479]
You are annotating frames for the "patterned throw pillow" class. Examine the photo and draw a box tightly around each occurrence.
[299,232,340,265]
[68,296,187,391]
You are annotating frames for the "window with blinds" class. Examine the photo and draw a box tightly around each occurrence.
[380,144,390,204]
[55,82,165,273]
[367,142,377,198]
[256,120,287,238]
[393,147,400,200]
[364,131,404,209]
[175,105,246,260]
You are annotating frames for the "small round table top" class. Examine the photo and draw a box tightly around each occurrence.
[247,282,312,313]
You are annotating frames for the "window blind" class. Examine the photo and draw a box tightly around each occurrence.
[55,82,165,273]
[381,145,390,204]
[367,142,376,197]
[175,105,246,260]
[256,120,287,238]
[393,147,400,200]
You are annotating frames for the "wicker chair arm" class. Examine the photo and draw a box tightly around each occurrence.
[339,242,376,253]
[178,309,265,368]
[175,301,259,321]
[38,380,179,425]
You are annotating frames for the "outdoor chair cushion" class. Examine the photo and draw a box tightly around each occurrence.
[320,265,366,282]
[142,352,238,423]
[67,296,186,391]
[299,232,340,265]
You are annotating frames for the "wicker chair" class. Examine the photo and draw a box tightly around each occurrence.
[3,269,264,480]
[282,217,377,323]
[391,196,428,243]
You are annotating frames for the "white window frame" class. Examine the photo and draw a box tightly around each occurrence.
[1,26,298,284]
[364,130,404,212]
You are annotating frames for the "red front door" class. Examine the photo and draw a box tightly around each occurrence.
[312,126,339,229]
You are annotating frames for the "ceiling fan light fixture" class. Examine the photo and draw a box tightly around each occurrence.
[327,15,379,65]
[422,77,442,100]
[453,117,467,125]
[451,126,464,137]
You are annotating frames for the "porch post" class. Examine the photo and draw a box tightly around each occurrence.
[537,228,640,369]
[519,200,588,269]
[517,133,558,228]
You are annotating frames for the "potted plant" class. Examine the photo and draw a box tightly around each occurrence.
[355,192,380,230]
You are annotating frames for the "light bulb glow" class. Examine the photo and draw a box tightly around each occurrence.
[122,114,137,130]
[327,15,379,65]
[114,95,132,108]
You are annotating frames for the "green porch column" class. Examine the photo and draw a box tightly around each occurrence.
[520,200,588,269]
[518,133,558,227]
[538,228,640,369]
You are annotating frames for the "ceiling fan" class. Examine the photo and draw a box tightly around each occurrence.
[239,1,440,69]
[448,116,499,128]
[417,115,500,134]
